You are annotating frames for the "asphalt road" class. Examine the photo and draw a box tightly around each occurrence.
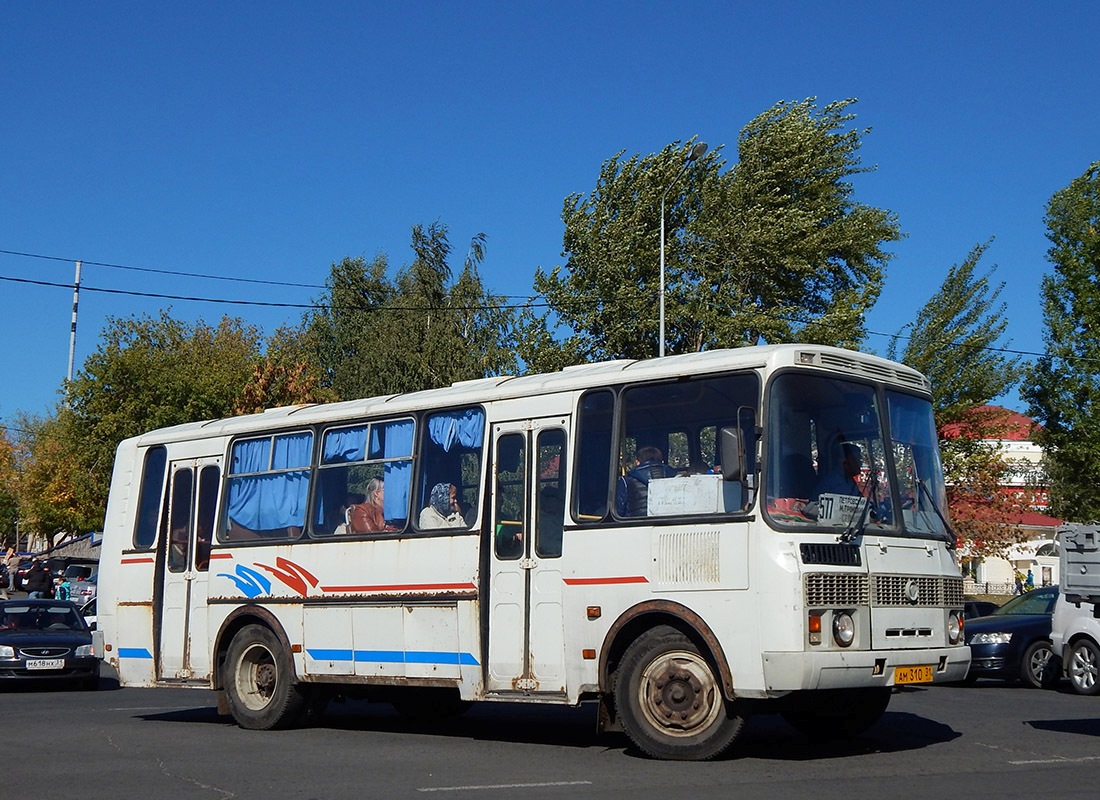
[9,673,1100,800]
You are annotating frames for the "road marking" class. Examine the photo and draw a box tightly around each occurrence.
[1009,755,1100,765]
[418,781,593,793]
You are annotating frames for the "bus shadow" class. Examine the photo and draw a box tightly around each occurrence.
[134,697,960,760]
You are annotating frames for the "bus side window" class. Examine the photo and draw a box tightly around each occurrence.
[536,429,567,558]
[575,390,614,521]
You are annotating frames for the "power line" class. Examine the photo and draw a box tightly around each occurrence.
[0,247,538,298]
[0,274,549,313]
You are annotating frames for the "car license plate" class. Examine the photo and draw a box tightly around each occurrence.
[894,665,934,685]
[26,658,65,670]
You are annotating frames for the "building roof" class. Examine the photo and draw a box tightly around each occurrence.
[941,405,1038,442]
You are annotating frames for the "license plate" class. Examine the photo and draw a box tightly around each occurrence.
[894,664,934,685]
[26,659,65,671]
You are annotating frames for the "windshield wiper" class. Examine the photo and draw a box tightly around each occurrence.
[839,469,879,543]
[917,480,957,549]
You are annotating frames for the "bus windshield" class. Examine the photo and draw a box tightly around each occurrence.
[765,372,951,542]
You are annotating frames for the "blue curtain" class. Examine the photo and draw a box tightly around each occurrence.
[379,420,414,520]
[322,427,367,464]
[428,409,484,452]
[228,433,313,530]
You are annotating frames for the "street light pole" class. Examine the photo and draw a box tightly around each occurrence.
[659,142,707,358]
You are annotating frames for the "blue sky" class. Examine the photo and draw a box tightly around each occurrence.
[2,1,1097,426]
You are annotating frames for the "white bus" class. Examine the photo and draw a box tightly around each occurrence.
[96,344,969,760]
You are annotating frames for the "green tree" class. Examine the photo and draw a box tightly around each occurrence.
[888,242,1029,557]
[887,241,1022,423]
[13,411,102,548]
[305,223,519,398]
[522,98,902,371]
[1023,161,1100,521]
[0,428,19,546]
[36,311,268,532]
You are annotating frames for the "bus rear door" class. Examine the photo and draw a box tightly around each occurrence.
[486,419,568,695]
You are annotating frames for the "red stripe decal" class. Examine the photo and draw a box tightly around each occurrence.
[320,582,477,593]
[563,576,649,586]
[120,557,155,565]
[208,552,234,560]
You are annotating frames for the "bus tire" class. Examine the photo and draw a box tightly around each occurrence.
[613,625,745,761]
[223,624,308,730]
[780,687,891,740]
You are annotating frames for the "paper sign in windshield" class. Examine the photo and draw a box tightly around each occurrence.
[817,493,867,527]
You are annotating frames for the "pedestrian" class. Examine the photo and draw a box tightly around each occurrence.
[24,559,52,599]
[1025,569,1035,591]
[3,546,18,591]
[1013,569,1024,595]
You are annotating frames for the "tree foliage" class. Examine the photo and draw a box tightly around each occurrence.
[1023,161,1100,521]
[20,312,272,538]
[0,429,19,546]
[888,243,1029,557]
[304,223,519,399]
[887,241,1022,424]
[522,98,902,371]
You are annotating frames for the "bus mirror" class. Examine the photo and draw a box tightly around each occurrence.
[719,427,744,483]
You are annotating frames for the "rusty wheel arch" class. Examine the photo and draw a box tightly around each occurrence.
[212,605,296,691]
[598,600,736,701]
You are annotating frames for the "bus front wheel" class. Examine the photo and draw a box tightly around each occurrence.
[613,625,745,761]
[223,624,308,730]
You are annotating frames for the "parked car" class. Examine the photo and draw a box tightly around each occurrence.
[68,572,98,607]
[0,598,100,690]
[964,585,1061,688]
[1051,593,1100,695]
[964,600,1001,619]
[46,557,97,581]
[11,559,35,592]
[80,598,96,631]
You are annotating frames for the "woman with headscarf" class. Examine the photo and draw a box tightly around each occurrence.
[419,482,466,529]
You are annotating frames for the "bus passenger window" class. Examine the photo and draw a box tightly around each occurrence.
[535,429,566,558]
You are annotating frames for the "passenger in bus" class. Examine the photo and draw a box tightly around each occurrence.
[346,478,393,533]
[419,482,466,529]
[814,443,862,499]
[615,446,678,517]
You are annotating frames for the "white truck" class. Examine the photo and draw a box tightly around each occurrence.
[1053,523,1100,694]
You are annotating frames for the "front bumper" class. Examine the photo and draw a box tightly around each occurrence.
[761,645,971,693]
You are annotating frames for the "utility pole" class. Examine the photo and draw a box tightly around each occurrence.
[67,260,82,384]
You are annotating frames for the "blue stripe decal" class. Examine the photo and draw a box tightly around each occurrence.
[307,649,354,661]
[118,648,154,659]
[305,648,479,666]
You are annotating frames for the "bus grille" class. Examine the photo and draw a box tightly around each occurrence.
[805,573,870,606]
[805,573,963,607]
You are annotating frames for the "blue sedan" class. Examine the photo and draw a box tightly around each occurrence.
[0,599,100,690]
[964,585,1060,688]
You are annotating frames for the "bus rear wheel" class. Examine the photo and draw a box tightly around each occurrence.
[614,625,745,761]
[223,624,308,730]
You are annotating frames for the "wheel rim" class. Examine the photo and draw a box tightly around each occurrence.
[235,642,278,712]
[635,649,723,738]
[1030,646,1053,683]
[1070,646,1099,691]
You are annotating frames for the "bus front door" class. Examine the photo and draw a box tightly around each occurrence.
[486,419,568,696]
[155,458,219,683]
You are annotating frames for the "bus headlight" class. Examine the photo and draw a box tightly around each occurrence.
[832,611,856,647]
[947,612,963,644]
